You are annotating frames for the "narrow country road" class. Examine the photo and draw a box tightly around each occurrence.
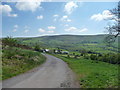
[1,54,80,88]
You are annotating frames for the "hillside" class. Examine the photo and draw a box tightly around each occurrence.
[1,37,46,80]
[17,35,119,53]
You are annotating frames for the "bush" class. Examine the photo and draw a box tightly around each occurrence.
[34,44,41,51]
[2,36,18,47]
[79,48,87,56]
[84,54,90,59]
[90,54,98,60]
[92,53,119,64]
[2,47,16,59]
[74,55,79,58]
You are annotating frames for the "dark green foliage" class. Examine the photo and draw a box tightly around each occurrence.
[90,54,98,60]
[67,55,70,58]
[34,44,41,51]
[2,36,33,50]
[79,48,87,56]
[88,53,120,64]
[2,36,18,47]
[84,54,89,59]
[74,54,79,58]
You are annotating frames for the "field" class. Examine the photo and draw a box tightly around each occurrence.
[2,46,46,80]
[53,54,119,88]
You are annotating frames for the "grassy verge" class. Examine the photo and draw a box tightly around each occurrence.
[2,47,46,80]
[53,54,118,88]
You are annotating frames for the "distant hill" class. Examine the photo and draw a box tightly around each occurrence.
[17,34,119,53]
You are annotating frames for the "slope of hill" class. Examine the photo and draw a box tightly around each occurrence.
[17,35,119,53]
[1,37,46,80]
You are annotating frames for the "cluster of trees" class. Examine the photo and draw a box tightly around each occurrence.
[2,36,32,50]
[64,48,119,64]
[83,53,120,64]
[34,44,41,51]
[2,36,18,47]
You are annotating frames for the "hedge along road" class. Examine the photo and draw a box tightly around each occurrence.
[1,54,80,88]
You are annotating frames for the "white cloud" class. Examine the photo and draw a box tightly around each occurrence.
[9,14,18,17]
[38,28,55,33]
[15,0,41,12]
[65,27,77,32]
[79,28,88,32]
[48,30,54,33]
[65,27,88,33]
[64,1,78,14]
[67,19,71,22]
[24,29,29,33]
[48,26,56,30]
[53,14,59,21]
[14,25,18,28]
[60,15,72,22]
[38,28,46,33]
[0,4,17,17]
[37,15,43,19]
[53,14,59,17]
[38,33,59,37]
[91,10,114,21]
[13,29,17,32]
[62,15,68,19]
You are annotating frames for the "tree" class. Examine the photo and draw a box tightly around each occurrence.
[105,1,120,45]
[2,36,18,47]
[79,48,87,56]
[34,44,40,51]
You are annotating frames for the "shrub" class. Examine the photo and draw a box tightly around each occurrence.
[90,54,98,60]
[84,54,90,59]
[74,55,79,58]
[34,44,41,51]
[2,36,18,47]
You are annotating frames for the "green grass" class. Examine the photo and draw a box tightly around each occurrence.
[53,54,119,88]
[2,47,46,80]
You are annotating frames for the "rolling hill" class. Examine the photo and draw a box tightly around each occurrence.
[16,34,119,53]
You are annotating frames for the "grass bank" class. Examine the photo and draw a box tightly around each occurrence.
[2,47,46,80]
[53,54,118,88]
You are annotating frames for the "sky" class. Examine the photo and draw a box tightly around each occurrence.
[0,1,118,37]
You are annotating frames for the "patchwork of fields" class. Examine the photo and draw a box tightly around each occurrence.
[17,35,119,54]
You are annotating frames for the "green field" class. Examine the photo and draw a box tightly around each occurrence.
[53,54,119,88]
[2,46,46,80]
